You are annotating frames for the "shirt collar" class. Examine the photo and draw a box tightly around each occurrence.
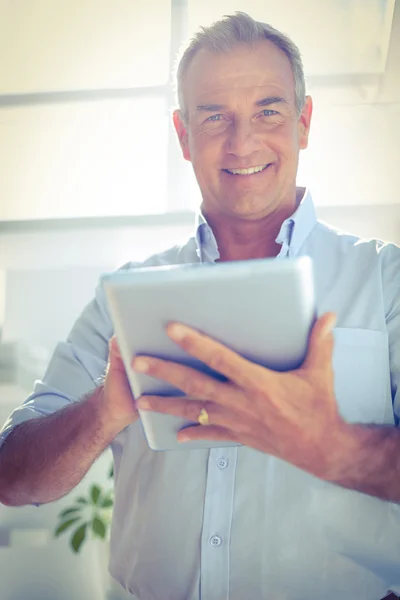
[195,187,317,262]
[195,216,220,263]
[275,187,317,257]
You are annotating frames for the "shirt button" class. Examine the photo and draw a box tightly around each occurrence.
[217,457,229,470]
[209,535,222,547]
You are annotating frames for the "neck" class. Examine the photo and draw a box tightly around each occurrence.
[202,189,303,262]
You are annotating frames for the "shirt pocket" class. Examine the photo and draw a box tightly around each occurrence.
[332,328,392,424]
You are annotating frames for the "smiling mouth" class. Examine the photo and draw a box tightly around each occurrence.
[222,163,272,176]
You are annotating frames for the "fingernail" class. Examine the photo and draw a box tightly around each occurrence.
[322,314,337,338]
[133,358,149,372]
[137,398,150,410]
[168,323,190,341]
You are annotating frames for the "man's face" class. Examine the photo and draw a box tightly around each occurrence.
[174,40,312,220]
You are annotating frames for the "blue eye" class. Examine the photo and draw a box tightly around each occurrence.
[261,109,278,117]
[207,114,222,122]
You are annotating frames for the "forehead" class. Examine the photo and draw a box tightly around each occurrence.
[183,40,296,113]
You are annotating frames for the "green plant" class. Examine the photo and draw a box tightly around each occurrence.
[54,463,114,553]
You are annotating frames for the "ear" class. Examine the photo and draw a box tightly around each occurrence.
[298,95,313,150]
[173,109,191,162]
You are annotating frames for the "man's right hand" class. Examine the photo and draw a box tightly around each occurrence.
[98,335,139,432]
[0,334,138,506]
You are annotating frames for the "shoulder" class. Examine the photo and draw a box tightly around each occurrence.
[376,241,400,319]
[310,220,400,317]
[69,234,198,353]
[311,219,399,263]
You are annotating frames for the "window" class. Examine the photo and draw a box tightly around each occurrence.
[0,0,194,219]
[0,0,397,219]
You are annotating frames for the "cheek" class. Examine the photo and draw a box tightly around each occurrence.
[190,133,222,170]
[264,126,301,160]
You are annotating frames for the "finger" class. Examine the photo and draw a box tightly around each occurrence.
[136,394,247,432]
[166,323,269,389]
[178,424,276,456]
[302,312,336,371]
[137,395,207,420]
[177,424,238,444]
[132,356,228,404]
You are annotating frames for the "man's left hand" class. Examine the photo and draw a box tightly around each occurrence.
[132,313,353,480]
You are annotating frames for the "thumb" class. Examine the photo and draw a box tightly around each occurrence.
[108,335,126,371]
[302,312,336,370]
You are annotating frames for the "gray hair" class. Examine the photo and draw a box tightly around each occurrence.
[175,11,306,122]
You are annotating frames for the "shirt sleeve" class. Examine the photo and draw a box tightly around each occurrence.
[381,242,400,425]
[0,278,114,449]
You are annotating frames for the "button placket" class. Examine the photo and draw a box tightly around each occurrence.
[200,447,238,600]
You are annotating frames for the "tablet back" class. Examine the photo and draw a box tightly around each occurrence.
[102,256,316,451]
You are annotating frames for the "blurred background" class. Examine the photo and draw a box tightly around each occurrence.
[0,0,399,598]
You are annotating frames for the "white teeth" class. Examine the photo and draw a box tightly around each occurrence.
[226,164,268,175]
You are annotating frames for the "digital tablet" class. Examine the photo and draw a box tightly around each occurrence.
[101,256,316,451]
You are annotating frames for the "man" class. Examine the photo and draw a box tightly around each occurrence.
[0,11,399,600]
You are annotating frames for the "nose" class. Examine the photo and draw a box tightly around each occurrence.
[225,119,263,159]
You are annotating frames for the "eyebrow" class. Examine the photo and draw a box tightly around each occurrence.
[195,96,287,112]
[255,96,287,107]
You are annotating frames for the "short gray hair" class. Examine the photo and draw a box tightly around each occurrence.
[175,11,306,122]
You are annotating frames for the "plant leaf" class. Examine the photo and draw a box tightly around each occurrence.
[108,463,114,479]
[76,497,88,505]
[70,523,87,553]
[100,497,113,508]
[55,517,81,536]
[92,516,106,539]
[90,484,101,505]
[58,507,82,518]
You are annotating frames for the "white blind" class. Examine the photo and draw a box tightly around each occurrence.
[0,0,173,220]
[0,0,171,93]
[0,97,168,220]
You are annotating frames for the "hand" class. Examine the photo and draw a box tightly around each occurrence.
[133,313,352,479]
[99,335,139,431]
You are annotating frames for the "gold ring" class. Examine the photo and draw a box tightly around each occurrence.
[198,408,209,426]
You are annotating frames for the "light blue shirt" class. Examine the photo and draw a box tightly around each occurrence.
[1,189,400,600]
